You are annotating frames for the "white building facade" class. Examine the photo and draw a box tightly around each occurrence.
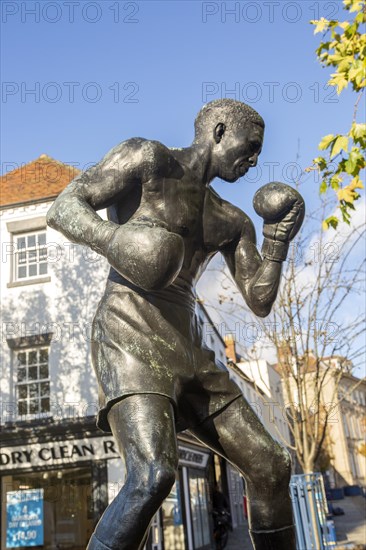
[223,337,291,447]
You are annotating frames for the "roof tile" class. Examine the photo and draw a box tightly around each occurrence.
[0,154,80,208]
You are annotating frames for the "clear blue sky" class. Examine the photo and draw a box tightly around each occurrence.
[2,1,364,373]
[2,0,356,220]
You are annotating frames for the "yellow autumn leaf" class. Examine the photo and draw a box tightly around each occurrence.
[348,65,364,82]
[351,123,366,139]
[322,220,329,231]
[313,17,330,33]
[338,58,353,72]
[329,73,349,93]
[349,177,364,190]
[337,186,356,202]
[349,1,363,12]
[331,135,349,157]
[319,134,335,150]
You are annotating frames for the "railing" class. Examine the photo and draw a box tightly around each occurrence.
[290,473,336,549]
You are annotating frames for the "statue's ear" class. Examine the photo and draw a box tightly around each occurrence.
[214,123,226,144]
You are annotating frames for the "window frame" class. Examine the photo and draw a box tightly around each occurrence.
[6,218,51,287]
[13,229,48,282]
[15,345,51,419]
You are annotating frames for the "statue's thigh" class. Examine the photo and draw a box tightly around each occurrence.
[107,393,178,469]
[190,396,279,474]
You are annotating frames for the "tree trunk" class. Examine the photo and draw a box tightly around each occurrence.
[302,464,322,549]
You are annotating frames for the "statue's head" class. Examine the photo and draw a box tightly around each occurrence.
[194,99,264,182]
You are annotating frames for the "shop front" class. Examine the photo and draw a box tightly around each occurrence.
[147,441,214,550]
[0,420,115,550]
[226,463,246,529]
[3,466,94,549]
[1,422,216,550]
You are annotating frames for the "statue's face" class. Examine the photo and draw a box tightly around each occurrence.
[216,123,264,183]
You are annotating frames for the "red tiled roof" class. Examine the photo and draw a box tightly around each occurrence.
[0,154,80,208]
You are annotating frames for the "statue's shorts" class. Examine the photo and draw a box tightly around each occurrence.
[92,279,242,433]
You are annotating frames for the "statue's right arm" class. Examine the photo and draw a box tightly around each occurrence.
[46,140,142,255]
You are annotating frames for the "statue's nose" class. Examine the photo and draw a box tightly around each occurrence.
[248,154,258,167]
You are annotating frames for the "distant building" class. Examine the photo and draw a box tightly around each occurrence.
[334,368,366,487]
[274,350,366,488]
[1,154,106,549]
[0,155,247,550]
[223,335,291,447]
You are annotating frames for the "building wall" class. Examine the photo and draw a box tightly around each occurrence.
[195,304,227,366]
[0,201,109,426]
[228,359,291,446]
[278,357,366,486]
[324,374,366,487]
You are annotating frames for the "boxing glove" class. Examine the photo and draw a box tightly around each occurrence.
[253,182,305,262]
[105,217,184,291]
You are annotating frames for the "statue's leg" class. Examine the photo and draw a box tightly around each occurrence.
[190,396,296,550]
[87,394,178,550]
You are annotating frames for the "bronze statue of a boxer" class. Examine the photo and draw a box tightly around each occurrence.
[47,99,305,549]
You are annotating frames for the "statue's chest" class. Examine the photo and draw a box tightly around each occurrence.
[143,178,206,230]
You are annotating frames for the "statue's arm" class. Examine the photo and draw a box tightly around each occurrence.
[46,141,141,255]
[222,217,282,318]
[222,183,305,317]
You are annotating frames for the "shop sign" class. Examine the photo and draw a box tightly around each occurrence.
[0,437,119,470]
[6,489,44,548]
[178,446,209,468]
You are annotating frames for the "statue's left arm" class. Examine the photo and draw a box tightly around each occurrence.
[223,183,305,318]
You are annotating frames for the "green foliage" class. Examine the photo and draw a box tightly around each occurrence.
[308,0,366,229]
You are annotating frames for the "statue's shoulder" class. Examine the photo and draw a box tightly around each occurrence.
[208,186,248,221]
[207,187,254,242]
[104,138,179,180]
[102,137,164,162]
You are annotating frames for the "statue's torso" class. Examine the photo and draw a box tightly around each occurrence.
[105,141,247,291]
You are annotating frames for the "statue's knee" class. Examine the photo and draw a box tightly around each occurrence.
[149,463,176,499]
[271,446,292,488]
[249,443,291,487]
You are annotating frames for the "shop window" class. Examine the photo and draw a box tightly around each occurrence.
[189,469,211,548]
[2,466,94,550]
[15,346,50,416]
[161,477,186,549]
[13,230,48,282]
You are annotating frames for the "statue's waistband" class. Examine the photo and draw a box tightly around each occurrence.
[107,270,197,312]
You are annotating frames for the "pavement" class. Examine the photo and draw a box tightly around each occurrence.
[332,495,366,549]
[225,520,252,549]
[222,496,366,549]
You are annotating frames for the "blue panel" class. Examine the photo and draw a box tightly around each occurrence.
[6,489,44,548]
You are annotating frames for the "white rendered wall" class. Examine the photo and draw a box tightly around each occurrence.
[0,200,109,425]
[228,360,291,446]
[196,304,227,365]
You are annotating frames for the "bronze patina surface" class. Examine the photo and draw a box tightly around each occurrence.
[47,99,304,550]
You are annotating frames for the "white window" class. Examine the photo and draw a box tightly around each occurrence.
[6,218,50,287]
[357,390,366,406]
[16,346,50,416]
[14,230,48,281]
[349,451,359,478]
[343,414,350,437]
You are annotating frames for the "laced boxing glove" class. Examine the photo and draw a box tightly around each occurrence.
[253,182,305,262]
[105,217,185,291]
